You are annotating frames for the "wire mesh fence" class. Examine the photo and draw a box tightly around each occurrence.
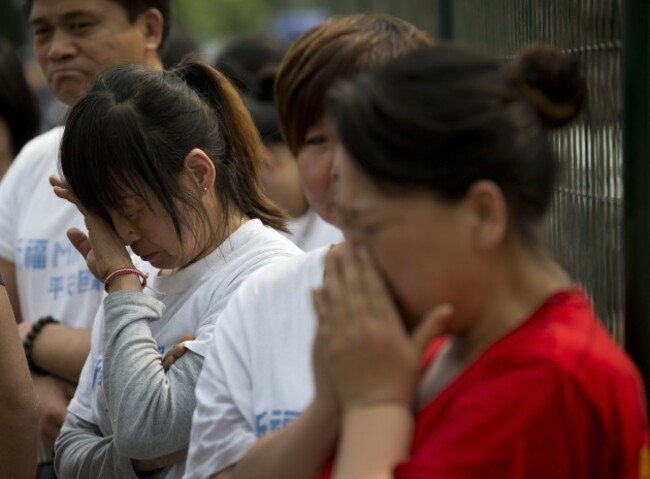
[268,0,625,338]
[450,0,624,339]
[449,0,624,338]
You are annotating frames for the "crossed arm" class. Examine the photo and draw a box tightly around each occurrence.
[55,292,202,477]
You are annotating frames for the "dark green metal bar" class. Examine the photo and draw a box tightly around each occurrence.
[623,0,650,411]
[437,0,453,40]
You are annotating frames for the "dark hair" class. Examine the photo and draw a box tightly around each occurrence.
[25,0,172,48]
[0,38,40,155]
[329,44,585,239]
[245,70,283,145]
[214,33,287,94]
[275,13,433,156]
[60,60,287,245]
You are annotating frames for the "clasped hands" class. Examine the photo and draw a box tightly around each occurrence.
[311,243,454,417]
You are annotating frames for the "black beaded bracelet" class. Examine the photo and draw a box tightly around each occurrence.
[23,316,59,372]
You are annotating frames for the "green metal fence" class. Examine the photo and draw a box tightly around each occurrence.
[280,0,627,336]
[447,0,625,339]
[266,0,647,401]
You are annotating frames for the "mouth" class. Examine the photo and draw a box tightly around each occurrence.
[49,68,82,83]
[138,252,159,263]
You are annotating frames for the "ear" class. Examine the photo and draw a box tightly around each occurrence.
[465,180,508,252]
[184,148,216,194]
[139,8,164,53]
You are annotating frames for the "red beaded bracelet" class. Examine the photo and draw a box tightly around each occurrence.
[104,267,148,292]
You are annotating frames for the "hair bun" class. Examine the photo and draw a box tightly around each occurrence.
[508,44,586,128]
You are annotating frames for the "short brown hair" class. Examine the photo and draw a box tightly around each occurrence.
[275,13,433,156]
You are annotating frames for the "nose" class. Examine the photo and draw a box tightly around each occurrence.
[109,213,141,246]
[47,29,77,62]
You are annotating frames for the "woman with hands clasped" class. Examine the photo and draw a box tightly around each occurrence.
[51,61,302,479]
[312,44,649,479]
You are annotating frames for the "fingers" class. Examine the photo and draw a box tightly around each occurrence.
[411,304,454,359]
[162,345,184,371]
[355,245,400,324]
[162,335,195,371]
[318,246,348,330]
[162,355,176,371]
[48,174,65,189]
[50,174,87,214]
[340,244,372,322]
[67,228,92,259]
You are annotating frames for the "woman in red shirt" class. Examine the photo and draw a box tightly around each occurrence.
[312,44,649,479]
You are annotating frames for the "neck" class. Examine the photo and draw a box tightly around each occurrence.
[183,208,249,268]
[144,53,163,70]
[448,241,572,363]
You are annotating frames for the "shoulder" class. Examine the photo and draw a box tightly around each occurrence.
[469,288,645,425]
[1,126,64,185]
[236,245,327,296]
[227,219,304,264]
[14,126,64,163]
[214,247,328,334]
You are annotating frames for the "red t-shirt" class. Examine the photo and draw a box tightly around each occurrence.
[325,288,649,479]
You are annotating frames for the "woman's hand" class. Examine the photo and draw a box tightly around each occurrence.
[312,244,453,412]
[50,175,134,281]
[161,335,195,371]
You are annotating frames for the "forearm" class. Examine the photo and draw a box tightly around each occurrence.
[333,405,413,479]
[132,448,188,475]
[216,400,339,479]
[103,291,202,458]
[54,412,139,479]
[0,258,22,323]
[0,285,37,478]
[30,324,91,382]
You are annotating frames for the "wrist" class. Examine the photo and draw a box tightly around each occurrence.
[344,397,413,414]
[104,267,147,293]
[23,316,59,372]
[311,394,341,421]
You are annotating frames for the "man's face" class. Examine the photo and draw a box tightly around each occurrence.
[29,0,157,106]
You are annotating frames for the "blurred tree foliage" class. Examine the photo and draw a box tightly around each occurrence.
[173,0,273,39]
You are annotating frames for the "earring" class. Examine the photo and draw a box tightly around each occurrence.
[203,187,208,192]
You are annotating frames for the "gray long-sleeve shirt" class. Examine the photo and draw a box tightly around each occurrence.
[55,292,203,478]
[54,221,303,478]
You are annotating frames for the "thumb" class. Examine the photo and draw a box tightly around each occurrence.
[411,303,454,359]
[67,227,92,259]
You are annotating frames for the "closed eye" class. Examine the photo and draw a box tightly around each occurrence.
[304,134,328,146]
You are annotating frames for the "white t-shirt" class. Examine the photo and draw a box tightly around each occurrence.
[184,246,329,479]
[283,209,342,252]
[68,220,303,478]
[0,126,103,326]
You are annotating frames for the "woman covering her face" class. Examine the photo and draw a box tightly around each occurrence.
[313,44,648,479]
[51,61,302,478]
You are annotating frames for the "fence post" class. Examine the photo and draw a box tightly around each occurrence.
[623,0,650,411]
[437,0,453,40]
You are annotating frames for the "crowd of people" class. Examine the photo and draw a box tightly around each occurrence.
[0,1,647,478]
